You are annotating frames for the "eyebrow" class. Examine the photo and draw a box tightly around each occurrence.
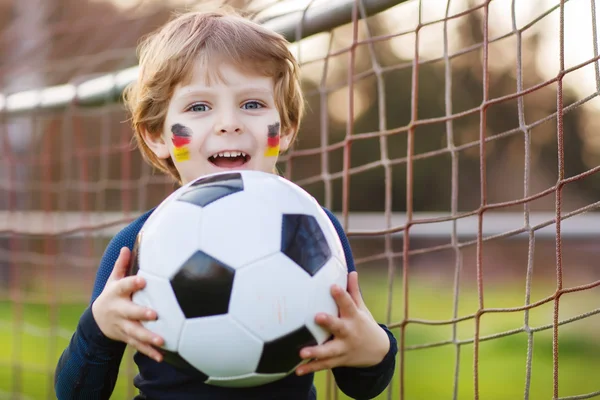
[174,86,273,101]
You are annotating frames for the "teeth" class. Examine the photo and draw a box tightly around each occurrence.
[211,151,246,159]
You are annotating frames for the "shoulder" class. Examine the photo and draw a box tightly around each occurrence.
[321,207,356,272]
[105,208,156,253]
[90,208,157,301]
[321,208,343,234]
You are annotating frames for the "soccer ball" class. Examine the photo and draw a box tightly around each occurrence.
[128,170,348,388]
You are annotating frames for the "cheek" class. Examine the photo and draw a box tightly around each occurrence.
[170,123,194,163]
[263,121,281,157]
[172,145,191,163]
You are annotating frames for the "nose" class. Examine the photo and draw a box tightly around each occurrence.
[215,110,242,135]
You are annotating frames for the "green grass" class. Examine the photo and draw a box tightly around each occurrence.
[1,271,599,399]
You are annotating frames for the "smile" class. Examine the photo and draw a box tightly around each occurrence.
[208,151,251,168]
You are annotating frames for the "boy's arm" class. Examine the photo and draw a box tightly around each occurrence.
[54,221,143,400]
[54,307,126,399]
[330,324,398,399]
[322,208,398,399]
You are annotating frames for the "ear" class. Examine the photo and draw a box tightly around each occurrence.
[279,125,297,153]
[141,127,170,159]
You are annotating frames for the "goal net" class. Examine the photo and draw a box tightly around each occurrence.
[1,0,600,399]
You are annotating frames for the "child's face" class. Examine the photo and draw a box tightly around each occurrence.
[147,62,292,185]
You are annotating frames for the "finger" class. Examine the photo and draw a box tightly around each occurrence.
[347,271,366,309]
[300,338,346,361]
[126,336,164,363]
[122,320,164,348]
[116,275,145,297]
[120,303,158,322]
[109,247,131,282]
[296,356,344,376]
[331,284,358,317]
[314,313,347,337]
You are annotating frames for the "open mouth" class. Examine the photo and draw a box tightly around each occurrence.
[208,151,251,168]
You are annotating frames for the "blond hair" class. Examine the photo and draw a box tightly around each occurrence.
[123,7,304,183]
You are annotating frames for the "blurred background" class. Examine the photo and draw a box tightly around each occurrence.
[1,0,599,399]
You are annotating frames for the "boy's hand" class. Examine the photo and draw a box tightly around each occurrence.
[296,271,390,375]
[92,247,164,362]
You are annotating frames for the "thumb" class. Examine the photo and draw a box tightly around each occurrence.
[108,247,131,282]
[347,271,365,309]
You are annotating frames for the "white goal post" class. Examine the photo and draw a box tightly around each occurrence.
[0,0,403,114]
[2,210,599,239]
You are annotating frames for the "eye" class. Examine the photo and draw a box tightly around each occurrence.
[187,103,211,112]
[242,101,264,110]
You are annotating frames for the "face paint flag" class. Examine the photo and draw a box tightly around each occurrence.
[264,122,280,157]
[171,124,192,162]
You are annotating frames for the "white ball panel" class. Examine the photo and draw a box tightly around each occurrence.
[305,257,348,343]
[239,172,304,209]
[139,201,203,279]
[230,253,312,342]
[198,192,281,269]
[178,315,262,377]
[277,176,323,212]
[142,184,188,229]
[206,372,287,388]
[132,271,186,351]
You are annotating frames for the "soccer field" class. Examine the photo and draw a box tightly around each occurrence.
[1,271,599,400]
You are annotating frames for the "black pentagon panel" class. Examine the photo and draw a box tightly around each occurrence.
[256,326,318,374]
[281,214,331,276]
[171,250,235,318]
[177,172,244,207]
[127,233,142,276]
[154,347,209,381]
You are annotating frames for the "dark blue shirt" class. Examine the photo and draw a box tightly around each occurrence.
[54,208,397,400]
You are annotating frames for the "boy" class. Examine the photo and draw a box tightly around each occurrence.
[54,7,397,400]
